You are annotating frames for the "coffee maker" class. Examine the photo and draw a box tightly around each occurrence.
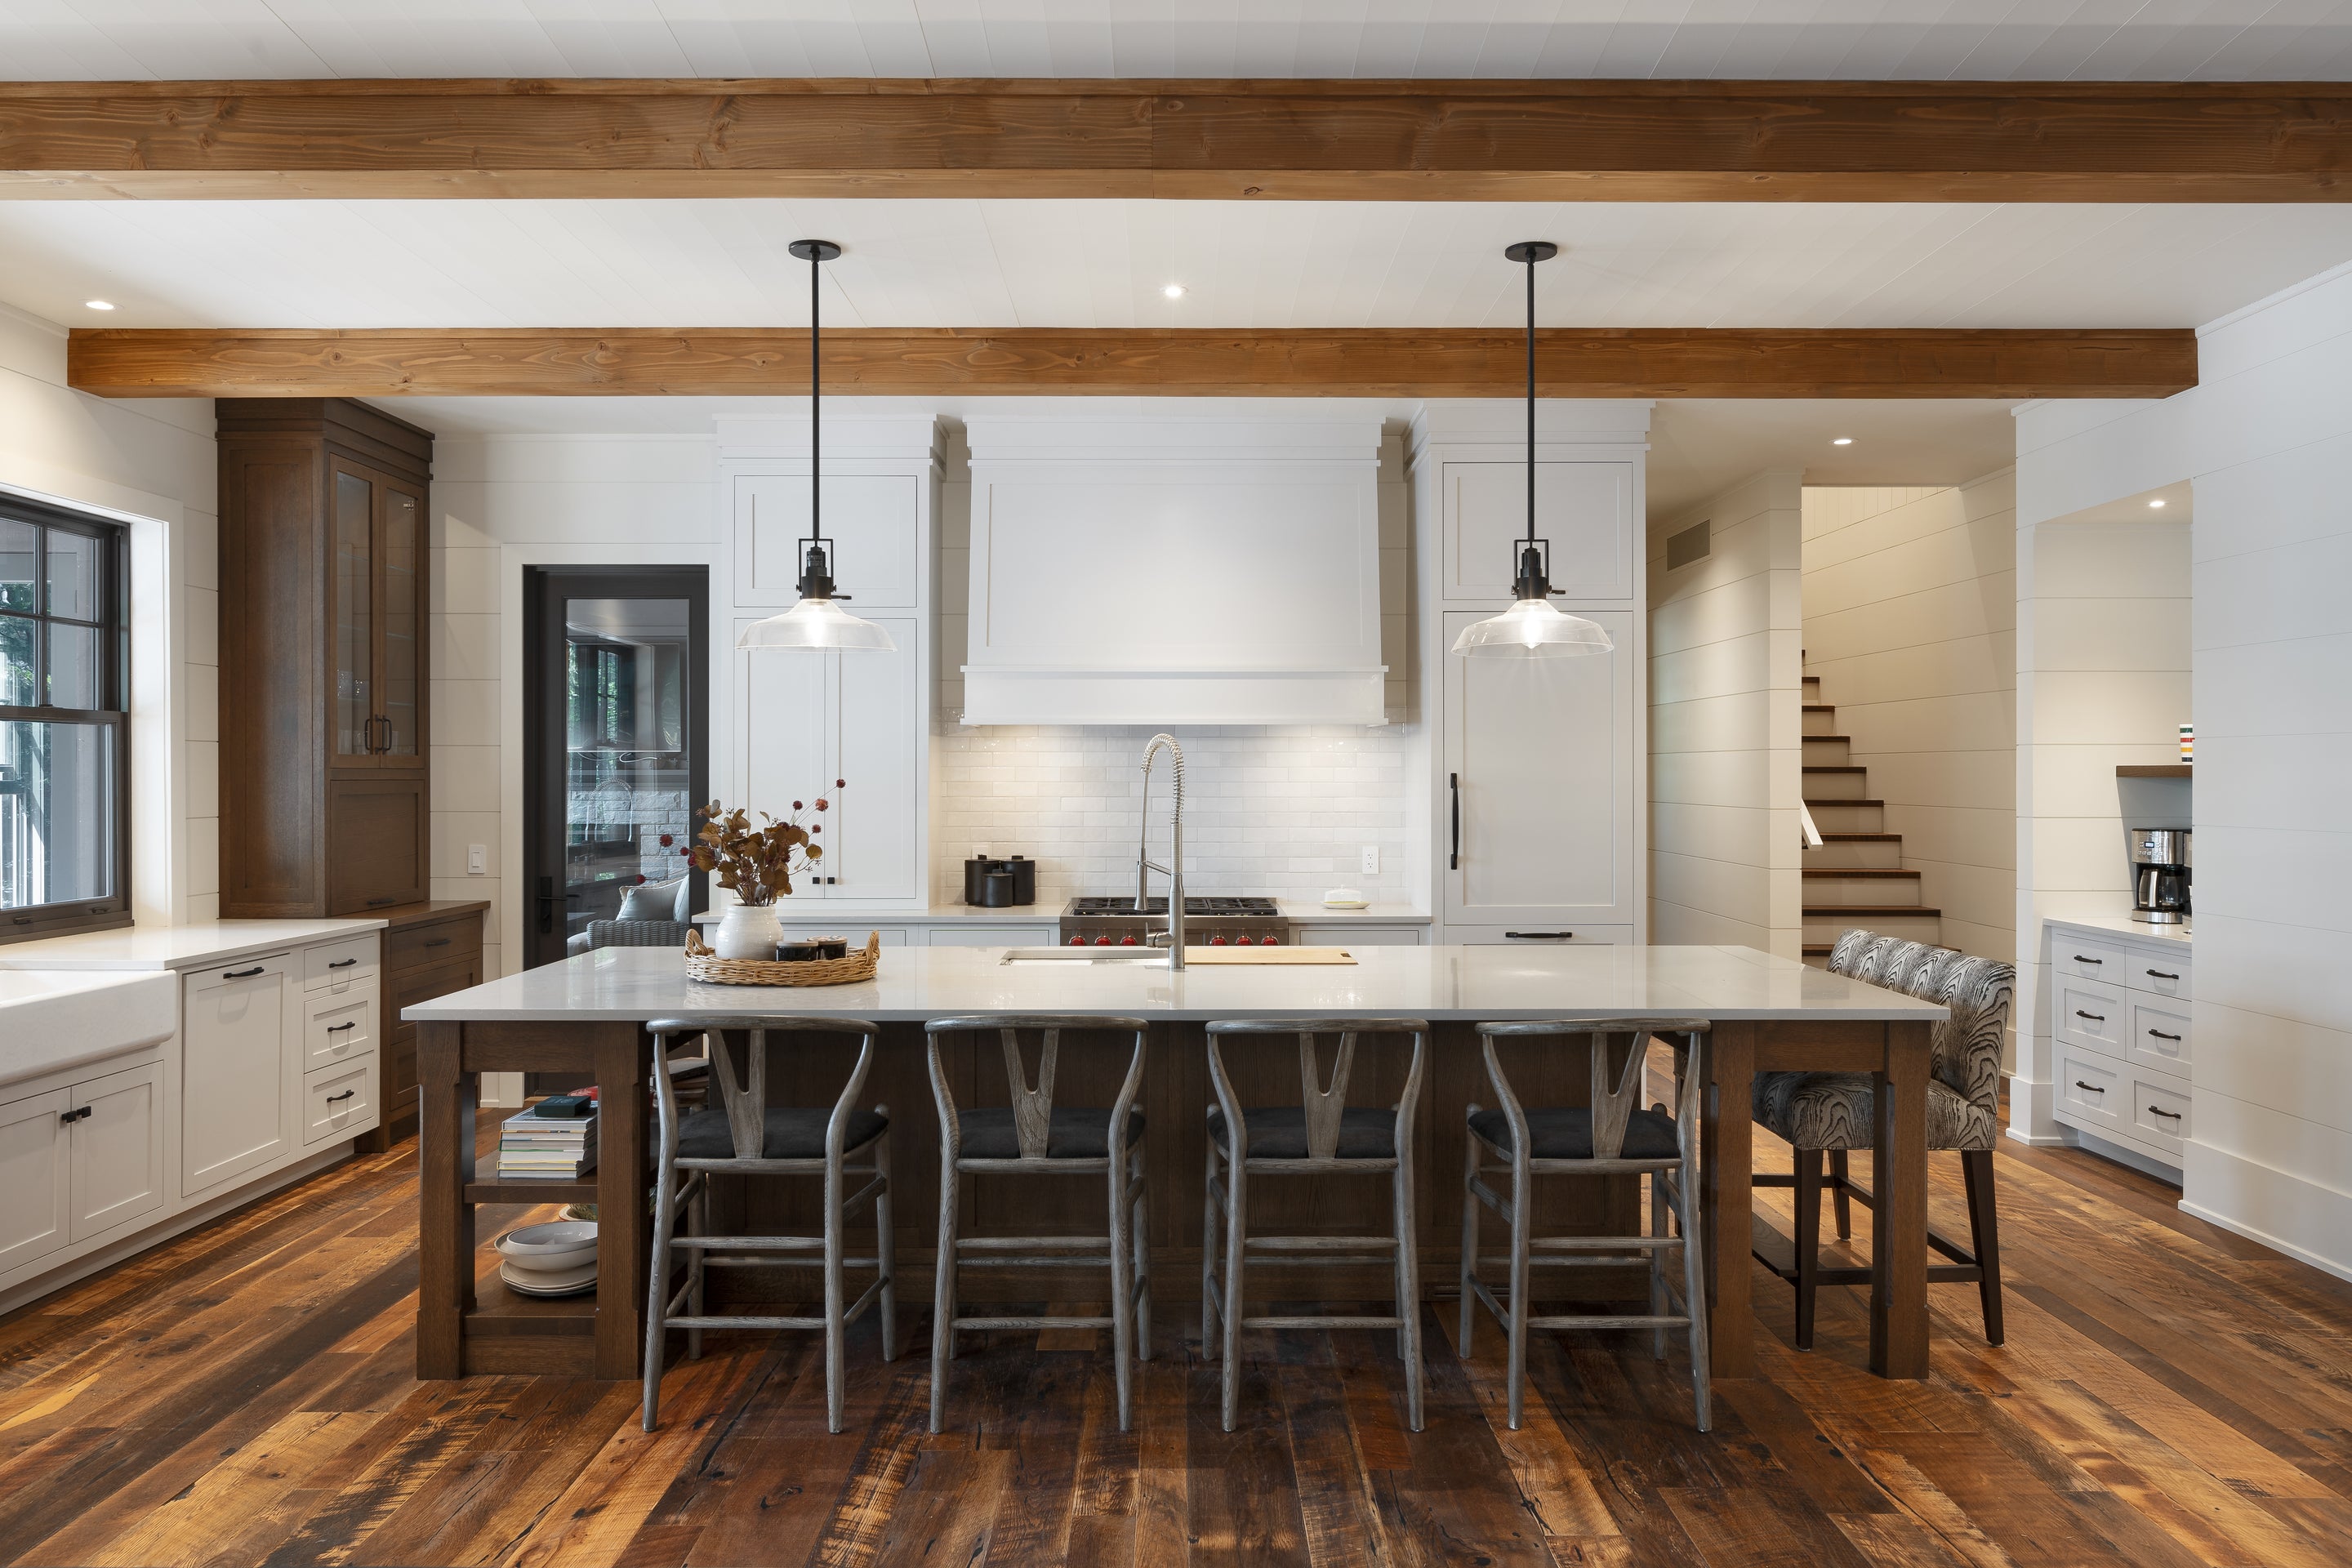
[2127,827,2191,924]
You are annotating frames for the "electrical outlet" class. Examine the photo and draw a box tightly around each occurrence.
[1361,845,1380,876]
[467,843,487,876]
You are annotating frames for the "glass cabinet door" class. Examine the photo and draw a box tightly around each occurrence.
[329,467,374,763]
[377,485,421,760]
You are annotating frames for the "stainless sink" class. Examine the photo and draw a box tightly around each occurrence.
[999,947,1169,966]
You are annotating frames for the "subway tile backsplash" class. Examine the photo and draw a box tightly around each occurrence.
[932,722,1410,906]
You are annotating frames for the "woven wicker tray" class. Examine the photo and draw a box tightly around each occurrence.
[683,929,882,987]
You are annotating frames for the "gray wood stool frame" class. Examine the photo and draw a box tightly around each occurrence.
[1459,1018,1713,1432]
[1201,1016,1431,1433]
[925,1013,1152,1433]
[642,1015,898,1435]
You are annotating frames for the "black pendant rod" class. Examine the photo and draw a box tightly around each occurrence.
[1525,247,1536,548]
[810,241,820,538]
[1501,240,1557,600]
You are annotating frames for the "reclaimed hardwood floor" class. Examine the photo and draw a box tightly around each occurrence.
[2,1098,2349,1566]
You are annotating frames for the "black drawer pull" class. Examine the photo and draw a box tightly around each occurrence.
[59,1106,91,1124]
[223,965,265,980]
[1505,931,1574,941]
[2072,954,2103,964]
[2148,1029,2182,1041]
[329,957,358,969]
[326,1090,357,1104]
[2146,969,2179,981]
[2074,1080,2105,1094]
[2146,1104,2182,1121]
[424,938,452,948]
[2074,1009,2105,1023]
[327,1021,357,1033]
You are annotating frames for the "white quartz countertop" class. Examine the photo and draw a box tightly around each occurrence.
[2045,915,2193,948]
[684,902,1428,924]
[0,919,387,972]
[407,942,1943,1024]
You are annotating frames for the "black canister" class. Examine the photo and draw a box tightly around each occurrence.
[964,854,1036,906]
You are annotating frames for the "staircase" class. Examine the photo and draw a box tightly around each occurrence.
[1802,670,1941,964]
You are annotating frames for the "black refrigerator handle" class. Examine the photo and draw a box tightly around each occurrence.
[1449,773,1460,871]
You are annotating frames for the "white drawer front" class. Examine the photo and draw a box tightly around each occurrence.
[2053,938,2132,984]
[2054,976,2129,1053]
[305,986,377,1067]
[1445,924,1633,947]
[1295,924,1424,947]
[2056,1045,2127,1138]
[2128,998,2191,1076]
[2126,952,2190,1001]
[302,1056,377,1146]
[926,924,1054,947]
[2131,1076,2191,1158]
[304,934,380,992]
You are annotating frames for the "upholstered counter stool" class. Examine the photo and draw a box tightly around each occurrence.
[925,1015,1152,1432]
[640,1016,898,1435]
[1201,1017,1430,1432]
[1459,1018,1713,1431]
[1753,932,2016,1350]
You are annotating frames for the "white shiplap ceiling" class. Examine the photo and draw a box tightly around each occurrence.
[7,2,2352,82]
[10,197,2352,332]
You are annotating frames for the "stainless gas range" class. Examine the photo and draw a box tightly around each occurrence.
[1058,896,1292,949]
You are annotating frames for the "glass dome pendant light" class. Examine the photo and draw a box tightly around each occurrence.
[1450,241,1614,659]
[736,239,896,653]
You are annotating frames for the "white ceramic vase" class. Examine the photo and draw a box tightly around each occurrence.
[713,901,784,960]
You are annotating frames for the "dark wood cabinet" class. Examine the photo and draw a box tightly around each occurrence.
[218,399,434,917]
[360,899,488,1152]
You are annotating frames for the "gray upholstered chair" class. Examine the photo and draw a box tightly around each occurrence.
[1459,1019,1713,1432]
[569,872,693,956]
[1202,1017,1430,1432]
[640,1016,898,1434]
[924,1014,1152,1434]
[1752,929,2016,1348]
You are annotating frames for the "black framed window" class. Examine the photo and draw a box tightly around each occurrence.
[0,494,131,943]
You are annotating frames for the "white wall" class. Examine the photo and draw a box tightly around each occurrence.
[1802,474,2019,963]
[0,302,216,929]
[2016,260,2352,1280]
[1646,472,1802,956]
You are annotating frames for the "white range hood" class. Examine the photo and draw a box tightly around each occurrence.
[959,412,1388,727]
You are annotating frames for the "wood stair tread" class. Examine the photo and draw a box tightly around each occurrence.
[1802,704,1836,713]
[1804,734,1854,743]
[1816,832,1902,842]
[1806,797,1885,807]
[1804,904,1942,916]
[1802,866,1919,878]
[1802,764,1868,773]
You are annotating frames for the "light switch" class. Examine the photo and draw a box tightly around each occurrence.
[467,843,487,875]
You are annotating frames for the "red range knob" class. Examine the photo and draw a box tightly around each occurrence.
[1068,936,1086,946]
[1262,934,1280,945]
[1119,934,1138,946]
[1094,935,1112,946]
[1210,934,1229,946]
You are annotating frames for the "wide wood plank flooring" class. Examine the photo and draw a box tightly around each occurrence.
[2,1107,2349,1566]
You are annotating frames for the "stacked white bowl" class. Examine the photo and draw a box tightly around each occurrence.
[496,1220,599,1297]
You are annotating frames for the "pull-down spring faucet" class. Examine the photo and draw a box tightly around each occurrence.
[1136,733,1186,969]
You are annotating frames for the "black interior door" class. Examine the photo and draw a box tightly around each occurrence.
[523,568,709,969]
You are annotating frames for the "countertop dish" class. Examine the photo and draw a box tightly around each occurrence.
[408,942,1943,1025]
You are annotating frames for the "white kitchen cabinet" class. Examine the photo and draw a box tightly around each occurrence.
[1442,924,1633,947]
[304,984,377,1068]
[925,924,1054,947]
[0,1085,71,1274]
[69,1060,164,1241]
[1439,609,1637,929]
[733,473,920,610]
[2047,918,2193,1173]
[181,954,296,1197]
[1294,924,1425,947]
[303,1055,377,1146]
[737,614,923,903]
[1440,461,1635,604]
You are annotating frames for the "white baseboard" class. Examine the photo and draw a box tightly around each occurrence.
[2181,1141,2352,1284]
[2004,1071,2064,1143]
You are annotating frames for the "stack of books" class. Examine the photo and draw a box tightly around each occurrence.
[498,1102,599,1181]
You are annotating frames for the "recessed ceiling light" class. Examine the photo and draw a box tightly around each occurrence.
[84,299,115,311]
[1831,436,1853,446]
[2149,498,2167,508]
[1161,283,1186,300]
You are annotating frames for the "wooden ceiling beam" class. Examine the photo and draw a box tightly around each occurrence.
[3,78,2349,201]
[65,327,2197,399]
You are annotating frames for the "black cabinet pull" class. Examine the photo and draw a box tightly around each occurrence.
[327,1021,357,1033]
[424,937,451,948]
[223,965,265,980]
[2074,1080,2105,1094]
[326,1090,356,1104]
[2074,1009,2105,1022]
[2146,1104,2182,1120]
[329,957,358,969]
[2146,969,2179,981]
[2148,1029,2182,1041]
[2072,954,2103,964]
[58,1106,91,1124]
[1506,931,1574,941]
[1449,773,1460,871]
[365,897,396,907]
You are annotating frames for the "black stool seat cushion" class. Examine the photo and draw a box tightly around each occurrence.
[676,1105,887,1160]
[1209,1105,1399,1160]
[956,1106,1145,1159]
[1466,1105,1682,1160]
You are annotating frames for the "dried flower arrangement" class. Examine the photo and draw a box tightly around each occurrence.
[679,780,844,906]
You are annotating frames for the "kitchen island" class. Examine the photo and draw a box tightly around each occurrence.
[408,942,1943,1384]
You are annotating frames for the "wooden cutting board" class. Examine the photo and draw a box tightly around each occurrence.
[1181,947,1357,965]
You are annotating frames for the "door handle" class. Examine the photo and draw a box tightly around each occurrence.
[2147,1029,2181,1041]
[327,1021,357,1033]
[2146,969,2179,981]
[2146,1104,2182,1120]
[223,965,265,980]
[537,875,557,935]
[58,1106,91,1125]
[329,957,358,969]
[424,937,451,948]
[2071,955,2103,965]
[326,1090,357,1104]
[2074,1009,2105,1022]
[2074,1080,2105,1094]
[1449,773,1460,871]
[1506,931,1575,941]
